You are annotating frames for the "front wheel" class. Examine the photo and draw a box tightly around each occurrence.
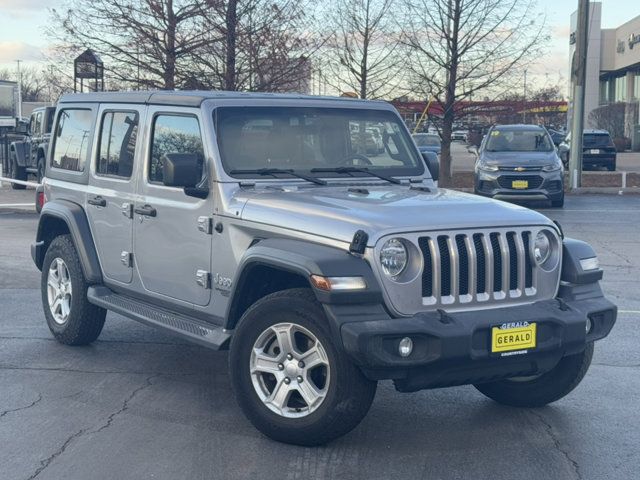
[229,288,377,446]
[474,343,594,408]
[9,153,27,190]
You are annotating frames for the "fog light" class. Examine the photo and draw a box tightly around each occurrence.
[398,337,413,357]
[585,317,593,334]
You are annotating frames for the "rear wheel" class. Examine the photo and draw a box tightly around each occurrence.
[229,288,377,446]
[474,343,594,408]
[9,153,27,190]
[37,156,45,183]
[41,235,106,345]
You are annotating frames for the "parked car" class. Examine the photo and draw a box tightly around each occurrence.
[412,132,441,155]
[558,129,616,171]
[452,130,467,141]
[32,92,615,446]
[473,124,565,207]
[5,106,55,188]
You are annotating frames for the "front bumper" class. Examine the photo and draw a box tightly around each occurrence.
[329,283,616,392]
[475,170,563,201]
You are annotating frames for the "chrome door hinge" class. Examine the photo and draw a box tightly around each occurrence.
[120,251,133,267]
[197,216,213,234]
[196,270,211,289]
[121,202,133,219]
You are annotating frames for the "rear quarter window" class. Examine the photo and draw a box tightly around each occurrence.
[51,109,93,172]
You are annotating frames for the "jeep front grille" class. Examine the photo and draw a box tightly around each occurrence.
[418,229,537,307]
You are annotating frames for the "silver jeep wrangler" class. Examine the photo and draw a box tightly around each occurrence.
[32,91,616,446]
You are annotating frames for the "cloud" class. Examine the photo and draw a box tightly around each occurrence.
[0,0,57,18]
[0,41,44,63]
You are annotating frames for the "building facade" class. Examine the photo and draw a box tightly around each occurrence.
[570,3,640,149]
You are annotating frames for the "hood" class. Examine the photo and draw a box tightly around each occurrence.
[480,150,559,166]
[418,145,441,154]
[235,184,554,246]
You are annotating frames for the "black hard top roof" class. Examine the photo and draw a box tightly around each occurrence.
[58,90,384,108]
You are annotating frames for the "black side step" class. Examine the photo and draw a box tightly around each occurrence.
[87,286,231,350]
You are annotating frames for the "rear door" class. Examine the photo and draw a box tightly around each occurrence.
[133,107,213,306]
[86,105,143,284]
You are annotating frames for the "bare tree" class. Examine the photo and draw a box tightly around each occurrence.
[323,0,402,99]
[402,0,547,186]
[0,66,52,102]
[188,0,318,92]
[48,0,216,90]
[588,103,627,139]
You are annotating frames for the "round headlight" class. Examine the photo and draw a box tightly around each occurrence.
[534,231,551,264]
[380,238,408,278]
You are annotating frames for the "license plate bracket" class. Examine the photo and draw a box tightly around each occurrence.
[491,322,537,354]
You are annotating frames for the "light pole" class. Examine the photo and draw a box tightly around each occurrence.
[522,69,527,124]
[15,59,22,120]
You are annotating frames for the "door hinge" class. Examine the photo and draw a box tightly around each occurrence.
[197,216,213,234]
[120,251,133,267]
[196,270,211,289]
[121,202,133,219]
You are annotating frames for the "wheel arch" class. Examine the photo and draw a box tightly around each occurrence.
[33,199,102,284]
[224,238,382,331]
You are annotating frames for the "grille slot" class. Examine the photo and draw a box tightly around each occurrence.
[418,229,537,307]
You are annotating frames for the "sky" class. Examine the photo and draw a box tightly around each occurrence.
[1,0,640,94]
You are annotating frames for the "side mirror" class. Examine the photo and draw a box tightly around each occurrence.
[467,145,479,156]
[421,151,439,182]
[557,143,569,154]
[162,153,208,198]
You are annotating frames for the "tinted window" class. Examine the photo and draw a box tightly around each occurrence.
[45,108,55,134]
[149,115,204,184]
[97,111,138,178]
[51,109,93,172]
[31,113,42,135]
[583,134,613,148]
[216,107,423,177]
[485,129,553,152]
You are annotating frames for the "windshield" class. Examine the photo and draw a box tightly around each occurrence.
[412,134,440,146]
[583,134,613,148]
[485,129,553,152]
[215,107,424,178]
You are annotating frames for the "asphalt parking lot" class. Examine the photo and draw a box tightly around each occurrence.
[1,193,639,480]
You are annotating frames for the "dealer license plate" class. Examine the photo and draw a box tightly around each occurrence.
[511,180,529,189]
[491,322,537,354]
[589,149,600,154]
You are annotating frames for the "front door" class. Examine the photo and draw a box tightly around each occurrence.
[86,105,142,284]
[133,107,213,306]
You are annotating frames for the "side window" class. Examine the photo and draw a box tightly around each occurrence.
[97,111,138,179]
[51,109,93,172]
[33,112,42,135]
[149,114,204,184]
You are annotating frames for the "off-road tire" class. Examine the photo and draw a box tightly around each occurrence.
[41,235,106,345]
[229,288,377,446]
[37,156,46,183]
[474,342,594,408]
[10,154,27,190]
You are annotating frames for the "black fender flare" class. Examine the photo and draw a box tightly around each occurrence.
[9,141,29,167]
[224,238,383,329]
[32,199,102,284]
[561,238,603,285]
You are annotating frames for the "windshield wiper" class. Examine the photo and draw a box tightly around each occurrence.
[229,168,326,185]
[310,166,402,185]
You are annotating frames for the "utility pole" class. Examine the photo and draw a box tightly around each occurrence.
[569,0,589,189]
[15,59,22,120]
[522,69,527,124]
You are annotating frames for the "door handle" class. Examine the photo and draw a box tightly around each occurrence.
[134,204,157,217]
[88,195,107,207]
